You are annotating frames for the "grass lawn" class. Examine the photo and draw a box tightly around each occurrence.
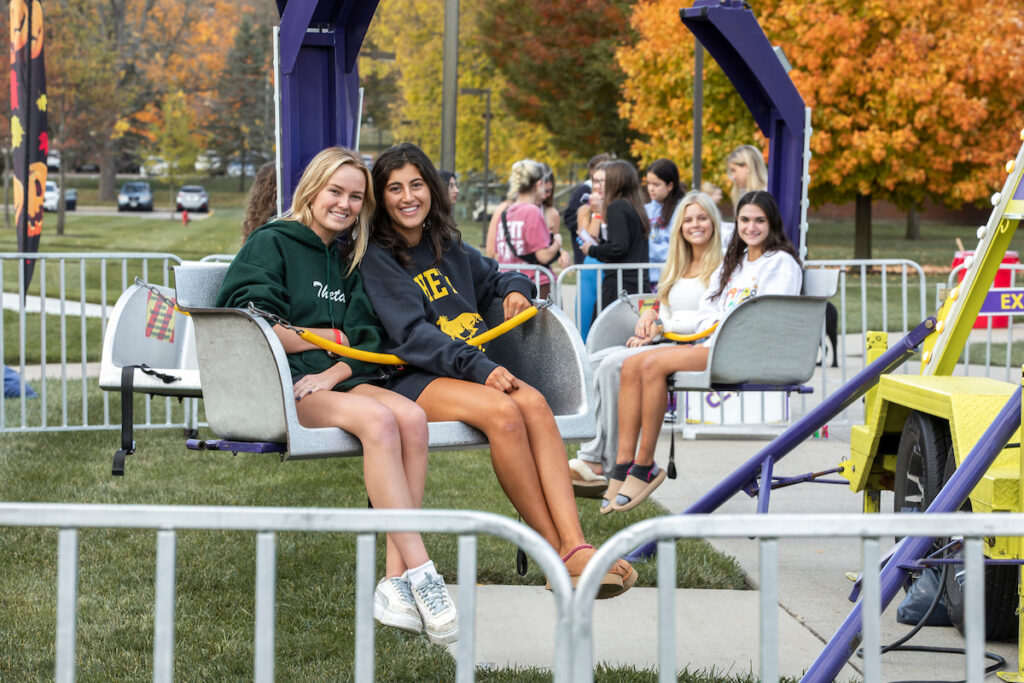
[0,413,751,681]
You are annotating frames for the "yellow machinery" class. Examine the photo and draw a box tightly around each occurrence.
[842,129,1024,674]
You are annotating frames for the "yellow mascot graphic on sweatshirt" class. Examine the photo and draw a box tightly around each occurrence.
[436,312,484,342]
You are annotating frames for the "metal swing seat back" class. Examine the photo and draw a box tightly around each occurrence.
[173,262,596,460]
[586,267,839,392]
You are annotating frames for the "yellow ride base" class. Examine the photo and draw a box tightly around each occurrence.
[845,375,1023,559]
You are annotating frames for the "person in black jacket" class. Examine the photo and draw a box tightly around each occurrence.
[359,143,636,599]
[578,160,651,312]
[563,153,610,264]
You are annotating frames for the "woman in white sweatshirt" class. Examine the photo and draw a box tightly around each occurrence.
[603,190,802,512]
[568,190,722,498]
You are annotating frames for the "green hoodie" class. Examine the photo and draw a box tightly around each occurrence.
[215,218,384,390]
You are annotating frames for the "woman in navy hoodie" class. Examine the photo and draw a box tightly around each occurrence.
[217,147,458,645]
[359,143,636,598]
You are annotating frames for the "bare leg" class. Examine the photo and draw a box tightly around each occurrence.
[416,378,585,556]
[614,345,710,467]
[351,384,430,577]
[633,346,709,465]
[296,388,430,574]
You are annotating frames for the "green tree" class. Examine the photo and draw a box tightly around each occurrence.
[208,12,274,191]
[479,0,636,160]
[153,90,200,217]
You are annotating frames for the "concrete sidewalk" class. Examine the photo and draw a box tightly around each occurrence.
[457,428,1018,680]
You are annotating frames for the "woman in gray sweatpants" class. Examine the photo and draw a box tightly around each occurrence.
[569,190,724,496]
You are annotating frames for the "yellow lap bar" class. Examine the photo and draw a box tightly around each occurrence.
[295,305,540,365]
[465,306,538,346]
[663,322,717,343]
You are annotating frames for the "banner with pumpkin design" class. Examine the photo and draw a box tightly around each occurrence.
[9,0,47,290]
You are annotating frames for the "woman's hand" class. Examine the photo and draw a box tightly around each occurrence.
[557,248,571,269]
[579,240,591,256]
[503,291,532,321]
[293,363,352,401]
[485,366,519,393]
[634,308,660,341]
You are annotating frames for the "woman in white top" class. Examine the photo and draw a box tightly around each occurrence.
[568,191,722,498]
[603,190,802,512]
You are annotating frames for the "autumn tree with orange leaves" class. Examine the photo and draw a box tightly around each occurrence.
[621,0,1024,257]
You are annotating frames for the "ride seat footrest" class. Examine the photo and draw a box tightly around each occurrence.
[185,439,287,454]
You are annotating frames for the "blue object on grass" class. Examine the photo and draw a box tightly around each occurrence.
[4,365,38,398]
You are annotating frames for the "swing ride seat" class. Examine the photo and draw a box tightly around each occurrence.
[585,268,839,393]
[173,262,596,460]
[98,282,203,398]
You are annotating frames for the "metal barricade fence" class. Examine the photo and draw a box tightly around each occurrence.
[802,259,928,426]
[497,263,556,298]
[946,262,1024,383]
[0,502,572,683]
[573,512,1001,683]
[1,503,1006,682]
[0,252,184,434]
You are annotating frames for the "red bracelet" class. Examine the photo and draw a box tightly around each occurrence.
[333,328,343,345]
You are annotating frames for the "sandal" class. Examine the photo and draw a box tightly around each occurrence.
[546,544,633,598]
[610,464,667,512]
[568,458,608,499]
[599,477,625,514]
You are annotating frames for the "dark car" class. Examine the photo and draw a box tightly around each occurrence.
[117,182,153,212]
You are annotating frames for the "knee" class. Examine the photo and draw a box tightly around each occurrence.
[487,394,526,435]
[360,404,400,448]
[639,357,667,385]
[393,401,429,443]
[515,383,551,419]
[621,354,643,379]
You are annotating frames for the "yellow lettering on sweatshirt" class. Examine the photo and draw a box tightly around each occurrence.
[413,268,458,302]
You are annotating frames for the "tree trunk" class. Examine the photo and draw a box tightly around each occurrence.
[854,192,872,260]
[905,206,920,240]
[99,137,117,202]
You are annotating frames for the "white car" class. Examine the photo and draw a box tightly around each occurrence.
[176,185,209,212]
[43,180,76,212]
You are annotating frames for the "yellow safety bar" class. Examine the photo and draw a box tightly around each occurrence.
[296,305,540,365]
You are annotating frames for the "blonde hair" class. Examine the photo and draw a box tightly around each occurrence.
[284,147,374,274]
[727,144,768,210]
[656,190,723,304]
[505,159,544,200]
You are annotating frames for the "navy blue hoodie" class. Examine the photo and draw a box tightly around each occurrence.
[359,238,535,385]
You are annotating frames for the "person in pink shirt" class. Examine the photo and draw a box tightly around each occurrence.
[493,159,567,299]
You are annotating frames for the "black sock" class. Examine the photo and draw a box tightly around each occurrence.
[628,462,656,481]
[610,462,631,482]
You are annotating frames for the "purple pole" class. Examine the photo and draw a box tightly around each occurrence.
[625,317,936,562]
[803,384,1021,681]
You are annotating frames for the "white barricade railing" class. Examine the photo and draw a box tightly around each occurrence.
[0,502,572,683]
[497,263,556,298]
[945,262,1024,383]
[573,512,1002,683]
[802,259,928,426]
[1,252,185,434]
[1,503,1005,681]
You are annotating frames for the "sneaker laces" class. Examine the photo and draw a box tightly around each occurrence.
[415,575,452,615]
[390,577,416,606]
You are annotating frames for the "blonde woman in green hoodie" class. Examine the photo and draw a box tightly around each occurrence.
[217,147,458,645]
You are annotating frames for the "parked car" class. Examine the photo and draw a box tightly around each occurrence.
[43,180,77,212]
[74,162,100,173]
[140,156,167,178]
[117,182,154,212]
[176,185,209,213]
[46,150,60,172]
[226,160,257,178]
[194,150,224,175]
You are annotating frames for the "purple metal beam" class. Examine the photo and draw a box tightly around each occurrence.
[277,0,380,205]
[682,0,806,247]
[802,385,1022,682]
[625,317,936,562]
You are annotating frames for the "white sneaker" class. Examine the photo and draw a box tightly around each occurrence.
[411,573,459,645]
[373,576,422,634]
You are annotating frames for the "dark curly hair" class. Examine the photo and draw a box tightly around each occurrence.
[712,190,801,300]
[369,143,462,268]
[241,162,279,244]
